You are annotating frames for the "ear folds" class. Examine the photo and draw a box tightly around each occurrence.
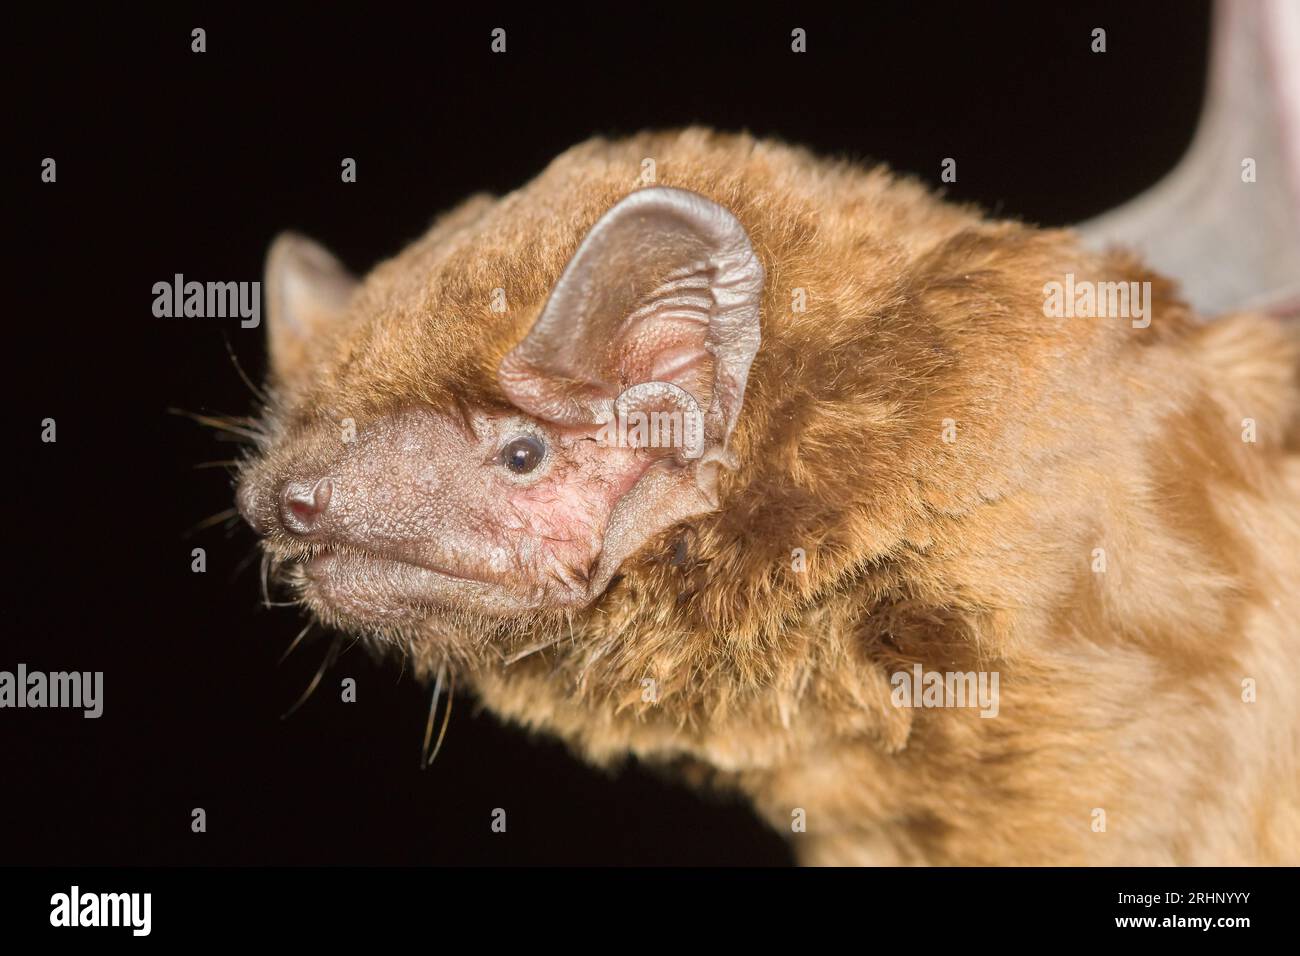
[498,187,764,466]
[264,232,358,384]
[498,187,764,594]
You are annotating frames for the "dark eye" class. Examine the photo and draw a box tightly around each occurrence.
[500,435,545,475]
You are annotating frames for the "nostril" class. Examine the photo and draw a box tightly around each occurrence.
[279,477,333,535]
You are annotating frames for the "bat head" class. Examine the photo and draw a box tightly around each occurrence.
[234,129,1183,778]
[236,175,763,642]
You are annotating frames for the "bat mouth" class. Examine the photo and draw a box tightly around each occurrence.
[300,547,543,622]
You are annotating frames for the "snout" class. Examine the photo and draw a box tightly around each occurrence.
[236,474,334,539]
[230,406,550,619]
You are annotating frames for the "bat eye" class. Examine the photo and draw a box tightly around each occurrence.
[500,434,545,475]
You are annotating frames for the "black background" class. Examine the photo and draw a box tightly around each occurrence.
[8,3,1209,865]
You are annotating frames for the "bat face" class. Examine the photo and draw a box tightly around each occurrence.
[238,402,637,623]
[235,140,766,650]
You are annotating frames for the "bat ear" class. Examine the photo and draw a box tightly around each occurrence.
[498,187,764,466]
[264,232,358,383]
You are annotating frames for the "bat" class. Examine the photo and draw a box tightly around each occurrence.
[232,1,1300,864]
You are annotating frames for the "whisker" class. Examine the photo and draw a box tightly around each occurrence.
[260,552,273,607]
[279,622,315,665]
[192,459,242,470]
[184,507,240,537]
[222,331,270,405]
[167,407,265,443]
[420,662,447,770]
[229,545,261,584]
[420,663,455,769]
[503,635,563,665]
[430,671,455,765]
[281,633,341,720]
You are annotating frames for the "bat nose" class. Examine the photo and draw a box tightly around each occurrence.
[279,477,333,536]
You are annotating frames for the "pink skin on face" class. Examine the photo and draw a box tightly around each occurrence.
[239,405,660,626]
[502,427,654,595]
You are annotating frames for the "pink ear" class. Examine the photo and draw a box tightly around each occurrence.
[264,233,358,384]
[498,187,764,458]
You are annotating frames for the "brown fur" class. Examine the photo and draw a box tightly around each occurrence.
[254,129,1300,864]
